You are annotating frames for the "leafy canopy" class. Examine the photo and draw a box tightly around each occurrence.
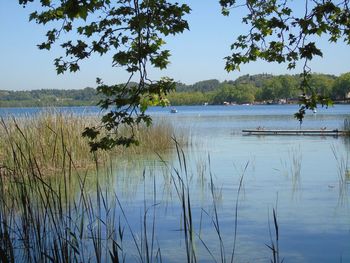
[333,72,350,99]
[219,0,350,120]
[19,0,190,150]
[19,0,350,150]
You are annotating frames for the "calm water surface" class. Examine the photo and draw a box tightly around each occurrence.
[154,105,350,262]
[1,105,350,262]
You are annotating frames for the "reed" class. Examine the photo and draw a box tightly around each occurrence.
[0,136,189,263]
[343,118,350,135]
[331,145,349,205]
[0,112,187,175]
[266,207,283,263]
[288,147,302,195]
[0,127,288,263]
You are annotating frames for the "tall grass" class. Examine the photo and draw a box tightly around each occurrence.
[0,112,187,175]
[266,207,283,263]
[289,147,302,195]
[343,118,350,135]
[0,113,291,262]
[331,145,349,205]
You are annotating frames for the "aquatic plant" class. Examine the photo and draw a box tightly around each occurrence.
[343,118,350,136]
[266,207,283,263]
[331,145,349,205]
[0,112,187,175]
[0,133,255,263]
[289,147,302,196]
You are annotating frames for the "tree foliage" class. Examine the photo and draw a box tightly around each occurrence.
[212,83,257,104]
[233,73,274,87]
[333,72,350,99]
[169,73,341,105]
[19,0,190,150]
[0,87,103,107]
[219,0,350,120]
[309,74,335,97]
[167,91,210,106]
[0,73,345,107]
[19,0,350,150]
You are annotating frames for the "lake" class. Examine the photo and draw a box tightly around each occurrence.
[0,104,349,262]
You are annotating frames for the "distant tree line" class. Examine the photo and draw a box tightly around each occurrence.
[0,87,103,107]
[168,72,350,105]
[1,73,349,107]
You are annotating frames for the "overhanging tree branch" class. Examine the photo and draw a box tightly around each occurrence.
[21,0,190,151]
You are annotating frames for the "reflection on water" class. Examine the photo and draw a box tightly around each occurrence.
[1,105,350,262]
[97,105,350,262]
[331,144,349,206]
[150,105,349,262]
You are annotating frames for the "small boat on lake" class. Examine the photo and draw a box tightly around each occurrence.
[170,108,178,113]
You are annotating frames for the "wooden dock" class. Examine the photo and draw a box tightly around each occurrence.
[242,129,348,136]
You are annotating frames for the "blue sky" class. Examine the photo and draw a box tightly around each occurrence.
[1,1,349,91]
